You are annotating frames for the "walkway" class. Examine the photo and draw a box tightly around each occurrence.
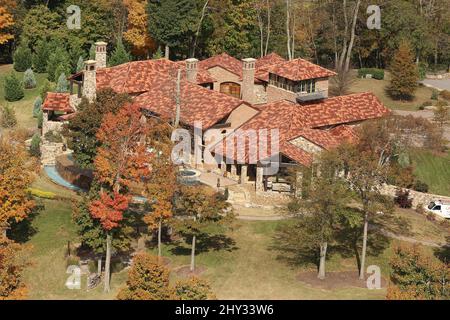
[422,79,450,91]
[198,170,238,190]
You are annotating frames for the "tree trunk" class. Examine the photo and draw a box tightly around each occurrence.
[318,242,328,280]
[165,45,170,60]
[190,235,196,272]
[97,258,102,276]
[359,212,369,280]
[174,69,181,127]
[104,233,112,292]
[286,0,292,60]
[158,220,162,258]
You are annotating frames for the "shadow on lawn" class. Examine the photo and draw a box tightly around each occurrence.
[434,236,450,263]
[7,200,44,243]
[167,232,238,256]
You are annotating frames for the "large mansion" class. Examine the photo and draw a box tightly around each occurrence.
[42,42,390,193]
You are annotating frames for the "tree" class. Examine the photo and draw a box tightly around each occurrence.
[32,97,42,118]
[174,186,232,272]
[4,73,24,102]
[0,237,28,300]
[29,133,41,157]
[55,73,69,93]
[123,0,155,58]
[46,46,71,82]
[90,103,152,292]
[13,42,32,72]
[388,41,419,101]
[108,40,131,67]
[281,151,351,279]
[76,56,84,73]
[0,135,35,236]
[387,244,449,300]
[32,41,50,73]
[433,101,449,135]
[64,89,131,169]
[19,5,60,49]
[338,120,396,280]
[39,80,53,101]
[0,104,17,128]
[23,69,36,89]
[0,6,14,45]
[174,276,215,300]
[117,253,174,300]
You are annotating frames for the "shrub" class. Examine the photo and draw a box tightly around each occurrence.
[394,189,413,208]
[431,89,439,100]
[426,212,436,221]
[13,42,32,72]
[174,277,215,300]
[440,90,450,101]
[0,105,17,128]
[4,73,24,102]
[32,41,50,73]
[44,130,63,143]
[33,97,42,118]
[415,203,425,215]
[40,80,53,100]
[28,188,55,199]
[358,68,385,80]
[418,62,427,81]
[23,68,37,89]
[412,180,429,193]
[29,134,41,157]
[37,110,43,129]
[56,73,69,93]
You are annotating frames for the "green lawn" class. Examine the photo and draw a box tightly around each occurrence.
[349,71,434,111]
[0,64,49,130]
[410,149,450,196]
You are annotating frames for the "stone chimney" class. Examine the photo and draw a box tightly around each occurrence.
[186,58,198,83]
[95,41,107,69]
[83,60,97,102]
[241,58,256,103]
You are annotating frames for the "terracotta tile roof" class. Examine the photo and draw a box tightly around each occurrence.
[132,76,253,129]
[256,53,286,69]
[212,92,389,167]
[42,92,73,113]
[267,58,337,81]
[199,53,243,77]
[175,60,216,84]
[96,59,215,94]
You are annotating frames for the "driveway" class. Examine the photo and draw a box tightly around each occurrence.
[422,79,450,91]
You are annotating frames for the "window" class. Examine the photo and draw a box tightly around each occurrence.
[220,82,241,99]
[433,205,441,211]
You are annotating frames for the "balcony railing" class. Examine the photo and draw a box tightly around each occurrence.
[296,89,328,103]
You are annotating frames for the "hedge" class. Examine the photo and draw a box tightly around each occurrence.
[358,68,385,80]
[28,188,56,199]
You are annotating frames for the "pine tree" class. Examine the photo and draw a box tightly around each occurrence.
[4,73,24,102]
[388,41,419,101]
[40,79,52,100]
[30,133,41,157]
[89,43,96,60]
[32,96,42,118]
[152,47,163,59]
[23,68,36,89]
[46,47,71,82]
[56,73,69,93]
[13,41,32,72]
[76,56,84,73]
[32,40,49,73]
[109,40,131,67]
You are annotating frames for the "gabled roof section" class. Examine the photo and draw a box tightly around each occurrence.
[267,58,337,81]
[199,53,243,77]
[132,76,253,130]
[42,92,73,113]
[256,53,286,69]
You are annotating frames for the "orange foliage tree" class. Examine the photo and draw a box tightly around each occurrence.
[0,136,35,236]
[123,0,156,58]
[90,103,152,292]
[0,236,29,300]
[0,3,14,45]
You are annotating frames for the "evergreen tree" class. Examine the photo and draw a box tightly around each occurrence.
[32,40,50,73]
[40,79,53,100]
[76,56,85,73]
[37,110,43,129]
[23,69,36,89]
[388,41,419,101]
[56,73,69,93]
[30,133,41,157]
[4,73,24,102]
[152,47,163,59]
[109,40,131,67]
[32,96,42,118]
[89,43,96,60]
[13,41,32,72]
[46,47,71,82]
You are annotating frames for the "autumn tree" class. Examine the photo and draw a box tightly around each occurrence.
[387,244,449,300]
[388,41,419,101]
[279,150,351,280]
[174,186,232,272]
[90,103,151,292]
[433,101,449,142]
[0,135,35,237]
[123,0,155,58]
[117,252,174,300]
[0,6,14,45]
[0,237,29,300]
[174,276,216,300]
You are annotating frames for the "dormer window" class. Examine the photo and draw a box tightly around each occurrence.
[269,73,316,94]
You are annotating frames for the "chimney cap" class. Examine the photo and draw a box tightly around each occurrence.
[186,58,199,63]
[95,41,108,46]
[84,59,97,65]
[242,58,257,63]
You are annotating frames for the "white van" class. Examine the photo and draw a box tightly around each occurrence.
[425,201,450,219]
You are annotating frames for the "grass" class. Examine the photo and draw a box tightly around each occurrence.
[0,64,49,130]
[349,71,434,111]
[410,149,450,196]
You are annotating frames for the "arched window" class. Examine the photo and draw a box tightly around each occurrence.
[220,82,241,99]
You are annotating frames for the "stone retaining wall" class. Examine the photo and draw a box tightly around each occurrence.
[381,184,450,208]
[56,155,93,190]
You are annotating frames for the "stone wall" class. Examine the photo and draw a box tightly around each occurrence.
[289,136,323,154]
[266,84,297,103]
[56,154,93,190]
[41,143,66,166]
[380,184,450,208]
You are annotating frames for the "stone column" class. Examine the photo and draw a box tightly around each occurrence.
[241,58,256,104]
[295,170,303,198]
[83,60,97,103]
[95,42,107,69]
[186,58,198,84]
[256,165,264,191]
[240,165,248,184]
[221,162,227,175]
[231,164,237,178]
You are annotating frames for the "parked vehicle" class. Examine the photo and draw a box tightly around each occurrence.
[425,201,450,219]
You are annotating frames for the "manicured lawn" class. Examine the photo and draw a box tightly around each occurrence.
[410,149,450,197]
[0,64,49,130]
[349,71,434,111]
